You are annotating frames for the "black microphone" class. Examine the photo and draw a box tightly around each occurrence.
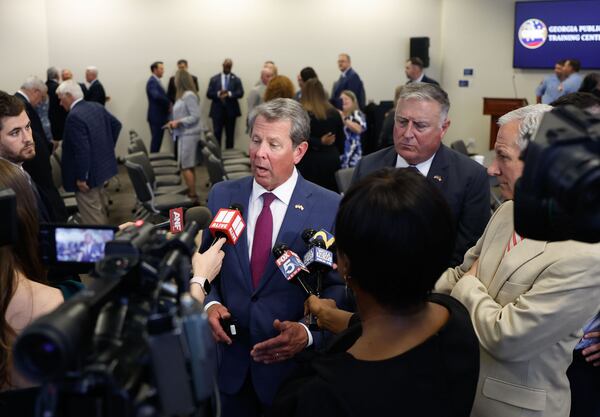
[272,243,314,296]
[152,206,213,231]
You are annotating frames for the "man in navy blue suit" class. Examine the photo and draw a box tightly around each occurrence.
[201,99,345,416]
[57,80,121,224]
[207,58,244,149]
[146,61,171,153]
[352,83,489,266]
[331,53,366,110]
[405,57,439,86]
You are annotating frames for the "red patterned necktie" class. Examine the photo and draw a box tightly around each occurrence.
[506,230,524,253]
[250,193,276,289]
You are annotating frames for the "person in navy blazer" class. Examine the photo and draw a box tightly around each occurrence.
[84,66,107,105]
[352,83,489,266]
[207,58,244,149]
[57,80,120,224]
[405,57,440,86]
[331,53,366,110]
[146,61,171,153]
[201,99,346,416]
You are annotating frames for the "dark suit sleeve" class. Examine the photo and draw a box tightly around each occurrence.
[451,167,491,265]
[147,80,170,111]
[109,111,122,145]
[347,74,366,109]
[67,114,91,181]
[231,77,244,99]
[206,77,220,100]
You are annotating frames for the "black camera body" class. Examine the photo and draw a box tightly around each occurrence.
[515,105,600,242]
[12,221,217,417]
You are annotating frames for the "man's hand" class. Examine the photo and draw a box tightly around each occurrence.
[168,120,180,129]
[192,237,226,283]
[206,304,232,345]
[76,180,90,193]
[250,320,308,364]
[582,331,600,366]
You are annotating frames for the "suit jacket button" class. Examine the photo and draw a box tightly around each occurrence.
[251,295,258,302]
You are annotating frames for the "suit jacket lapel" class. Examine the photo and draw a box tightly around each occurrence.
[254,175,314,294]
[382,146,398,168]
[427,145,449,191]
[230,177,253,294]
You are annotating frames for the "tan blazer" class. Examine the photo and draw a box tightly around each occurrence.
[435,201,600,417]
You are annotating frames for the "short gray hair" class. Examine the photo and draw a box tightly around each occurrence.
[397,82,450,124]
[498,104,552,150]
[56,79,84,100]
[47,67,59,81]
[86,66,98,76]
[248,98,310,147]
[21,76,47,93]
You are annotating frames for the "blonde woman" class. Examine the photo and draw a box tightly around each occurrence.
[168,69,203,202]
[339,90,366,168]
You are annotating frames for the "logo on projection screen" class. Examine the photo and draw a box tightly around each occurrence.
[518,18,548,49]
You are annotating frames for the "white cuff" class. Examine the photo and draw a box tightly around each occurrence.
[204,300,221,312]
[298,322,313,347]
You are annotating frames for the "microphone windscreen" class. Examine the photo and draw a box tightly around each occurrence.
[229,203,244,215]
[185,206,213,230]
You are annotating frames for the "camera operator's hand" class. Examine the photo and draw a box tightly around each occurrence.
[192,237,226,282]
[250,320,308,364]
[206,304,233,345]
[582,332,600,366]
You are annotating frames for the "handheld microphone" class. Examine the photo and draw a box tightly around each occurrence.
[309,229,335,251]
[152,206,213,233]
[208,204,246,246]
[272,243,314,296]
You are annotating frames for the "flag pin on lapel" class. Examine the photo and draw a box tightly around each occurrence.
[294,204,304,211]
[433,175,443,182]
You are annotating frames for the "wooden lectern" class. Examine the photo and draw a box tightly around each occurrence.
[483,98,528,149]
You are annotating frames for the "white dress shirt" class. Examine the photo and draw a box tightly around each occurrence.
[395,152,436,176]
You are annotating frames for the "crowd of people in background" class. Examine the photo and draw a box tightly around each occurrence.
[1,50,600,417]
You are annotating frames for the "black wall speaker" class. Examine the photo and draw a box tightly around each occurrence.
[409,37,430,68]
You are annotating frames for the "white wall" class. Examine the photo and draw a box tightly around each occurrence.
[2,0,579,157]
[0,0,49,92]
[40,0,442,155]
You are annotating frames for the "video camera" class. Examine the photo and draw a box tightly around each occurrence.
[515,104,600,243]
[11,219,217,417]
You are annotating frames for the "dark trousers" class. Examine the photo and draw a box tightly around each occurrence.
[220,372,269,417]
[149,122,165,153]
[568,349,600,417]
[212,113,237,149]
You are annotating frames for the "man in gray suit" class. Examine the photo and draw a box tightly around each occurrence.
[352,83,490,266]
[435,104,600,417]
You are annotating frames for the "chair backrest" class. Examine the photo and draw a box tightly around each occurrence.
[124,160,153,203]
[335,167,355,194]
[204,134,223,159]
[133,137,150,156]
[201,148,226,185]
[450,140,469,156]
[128,140,145,155]
[126,151,156,185]
[49,153,63,189]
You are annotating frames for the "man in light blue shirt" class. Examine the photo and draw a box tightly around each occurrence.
[561,58,584,95]
[535,59,565,104]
